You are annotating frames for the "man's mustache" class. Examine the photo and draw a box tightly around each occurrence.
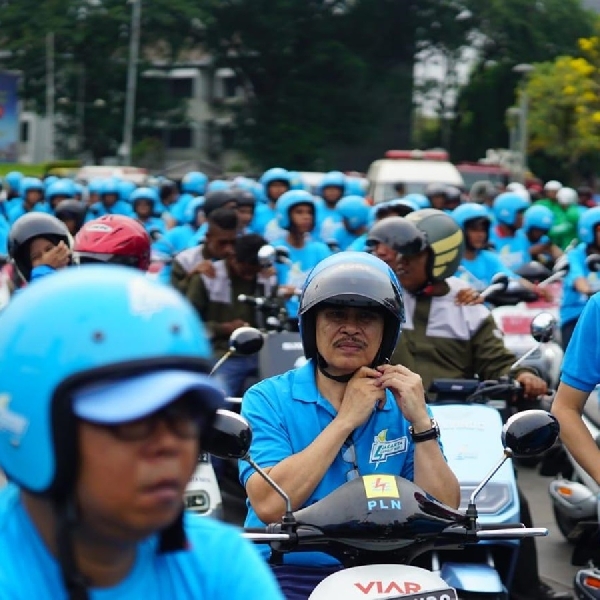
[333,337,367,348]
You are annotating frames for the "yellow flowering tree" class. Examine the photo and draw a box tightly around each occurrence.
[526,34,600,171]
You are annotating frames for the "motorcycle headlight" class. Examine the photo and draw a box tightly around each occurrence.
[459,483,513,514]
[185,491,210,513]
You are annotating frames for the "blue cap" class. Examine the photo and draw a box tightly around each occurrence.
[73,369,225,424]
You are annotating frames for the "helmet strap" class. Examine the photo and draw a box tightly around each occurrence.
[316,353,356,383]
[158,509,188,553]
[54,497,90,600]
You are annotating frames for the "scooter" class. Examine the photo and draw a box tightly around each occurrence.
[203,408,560,600]
[484,262,567,389]
[183,326,265,519]
[421,311,558,598]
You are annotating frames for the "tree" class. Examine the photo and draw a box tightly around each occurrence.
[0,0,203,162]
[525,36,600,181]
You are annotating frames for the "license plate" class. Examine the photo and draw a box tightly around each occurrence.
[501,315,531,335]
[385,588,458,600]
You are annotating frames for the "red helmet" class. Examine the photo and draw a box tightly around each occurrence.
[74,215,151,271]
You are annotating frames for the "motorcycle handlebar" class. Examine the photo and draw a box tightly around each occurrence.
[241,524,548,544]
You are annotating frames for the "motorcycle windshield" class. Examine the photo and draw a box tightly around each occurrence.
[292,476,464,550]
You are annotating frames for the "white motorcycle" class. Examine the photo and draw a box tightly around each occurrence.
[204,409,560,600]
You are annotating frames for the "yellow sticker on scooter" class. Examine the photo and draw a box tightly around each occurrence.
[363,475,400,498]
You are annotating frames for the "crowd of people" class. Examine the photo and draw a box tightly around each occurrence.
[1,166,599,599]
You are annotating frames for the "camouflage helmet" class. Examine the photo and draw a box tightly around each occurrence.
[405,208,464,282]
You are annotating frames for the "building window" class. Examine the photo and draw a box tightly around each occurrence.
[169,127,193,149]
[20,121,29,143]
[223,76,238,99]
[170,78,194,99]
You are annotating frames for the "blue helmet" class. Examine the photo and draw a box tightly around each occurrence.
[181,171,208,195]
[130,186,160,207]
[5,171,23,193]
[344,178,367,198]
[87,179,105,196]
[404,193,431,209]
[319,171,346,194]
[493,192,531,227]
[259,167,291,189]
[578,206,600,245]
[207,179,230,193]
[276,190,316,230]
[20,177,44,197]
[288,171,307,191]
[299,252,405,364]
[44,175,59,189]
[118,179,137,203]
[0,266,225,497]
[452,202,491,230]
[523,205,554,233]
[46,179,76,203]
[101,177,121,196]
[336,195,370,230]
[387,197,420,216]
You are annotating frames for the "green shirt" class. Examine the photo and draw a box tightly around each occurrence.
[533,198,575,250]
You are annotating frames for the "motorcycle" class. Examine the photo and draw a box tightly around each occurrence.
[184,326,265,519]
[482,261,567,389]
[421,312,558,597]
[203,408,560,600]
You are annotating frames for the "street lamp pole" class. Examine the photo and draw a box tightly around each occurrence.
[46,32,55,162]
[512,63,534,183]
[122,0,142,165]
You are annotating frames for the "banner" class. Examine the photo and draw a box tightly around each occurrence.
[0,73,19,163]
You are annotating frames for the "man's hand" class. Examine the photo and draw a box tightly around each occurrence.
[455,288,484,306]
[192,260,216,278]
[516,371,548,399]
[533,284,553,302]
[278,284,300,299]
[336,367,383,431]
[220,319,249,337]
[40,241,71,269]
[376,364,431,430]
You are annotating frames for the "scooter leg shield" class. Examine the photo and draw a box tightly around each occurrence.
[440,563,504,594]
[549,480,597,520]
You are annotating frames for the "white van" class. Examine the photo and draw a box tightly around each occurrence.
[367,150,464,204]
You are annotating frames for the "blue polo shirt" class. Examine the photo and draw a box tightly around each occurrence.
[0,484,284,599]
[457,249,517,290]
[239,359,439,567]
[489,227,530,270]
[561,243,600,325]
[561,293,600,392]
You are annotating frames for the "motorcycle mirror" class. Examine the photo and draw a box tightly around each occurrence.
[586,254,600,273]
[203,409,296,520]
[203,409,252,459]
[274,246,292,264]
[490,272,509,289]
[228,326,264,356]
[552,255,569,274]
[257,244,276,268]
[502,410,560,457]
[515,261,552,282]
[530,312,556,343]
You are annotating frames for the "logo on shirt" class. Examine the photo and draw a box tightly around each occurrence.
[128,277,182,318]
[369,429,408,467]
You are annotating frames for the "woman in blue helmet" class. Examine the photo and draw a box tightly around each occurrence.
[168,171,208,225]
[519,204,563,267]
[8,177,49,224]
[560,207,600,350]
[252,168,292,237]
[452,203,516,289]
[131,187,167,240]
[488,191,531,270]
[271,190,331,318]
[328,195,370,250]
[315,170,346,241]
[240,252,459,600]
[0,267,283,600]
[87,177,133,221]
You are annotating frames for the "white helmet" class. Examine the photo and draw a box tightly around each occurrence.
[506,182,526,192]
[544,180,563,192]
[557,187,577,206]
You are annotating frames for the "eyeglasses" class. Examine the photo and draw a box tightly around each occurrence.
[342,443,360,482]
[88,395,207,442]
